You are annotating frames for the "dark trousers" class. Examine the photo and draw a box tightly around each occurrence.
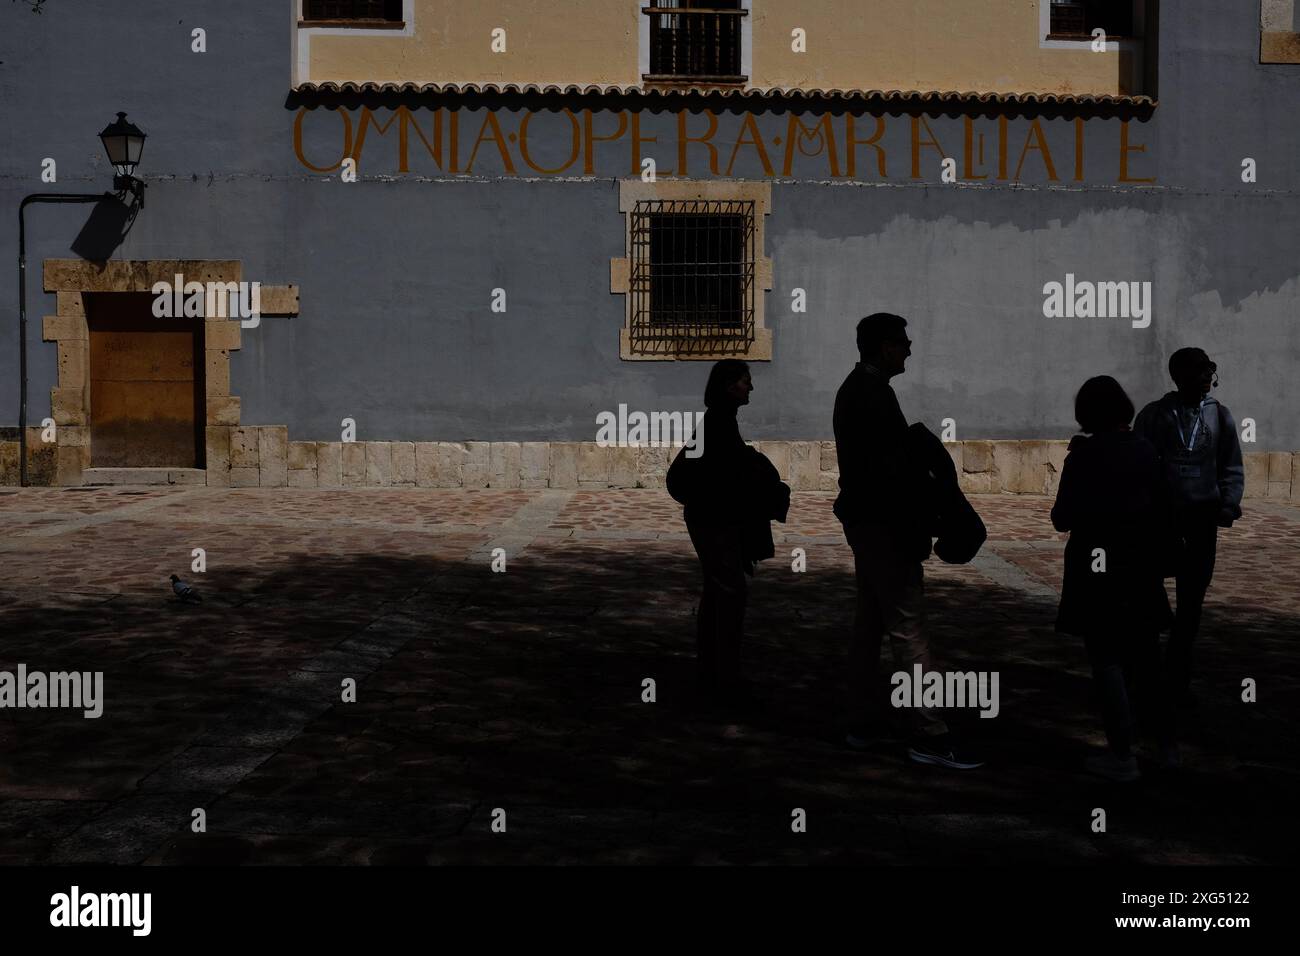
[686,518,747,686]
[845,522,947,737]
[1168,503,1219,698]
[1085,630,1167,756]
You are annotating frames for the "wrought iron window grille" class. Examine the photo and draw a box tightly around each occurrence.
[629,199,756,356]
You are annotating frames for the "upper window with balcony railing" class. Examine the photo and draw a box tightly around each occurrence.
[644,0,748,85]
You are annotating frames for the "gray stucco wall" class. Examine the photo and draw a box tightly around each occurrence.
[2,1,1297,448]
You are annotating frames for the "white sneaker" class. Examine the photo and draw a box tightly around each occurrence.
[1085,752,1141,782]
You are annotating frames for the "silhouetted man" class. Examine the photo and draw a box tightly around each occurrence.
[1134,347,1244,710]
[833,313,982,769]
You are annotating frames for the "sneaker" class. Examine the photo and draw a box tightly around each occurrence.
[907,734,984,770]
[1085,752,1141,782]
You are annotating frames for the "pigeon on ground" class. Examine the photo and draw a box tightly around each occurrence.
[170,574,202,604]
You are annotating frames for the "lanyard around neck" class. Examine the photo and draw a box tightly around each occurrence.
[1171,399,1207,453]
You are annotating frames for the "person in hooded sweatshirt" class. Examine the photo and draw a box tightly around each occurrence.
[1133,348,1244,712]
[1052,376,1174,782]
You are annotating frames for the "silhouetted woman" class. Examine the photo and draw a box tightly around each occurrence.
[1052,375,1173,782]
[668,359,789,705]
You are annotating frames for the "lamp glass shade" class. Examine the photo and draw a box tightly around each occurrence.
[99,112,146,175]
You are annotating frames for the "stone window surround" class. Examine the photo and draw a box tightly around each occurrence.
[611,178,774,361]
[1261,0,1300,63]
[38,258,298,486]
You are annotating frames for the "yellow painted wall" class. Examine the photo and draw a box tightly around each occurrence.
[301,0,1143,96]
[752,1,1141,95]
[305,0,640,87]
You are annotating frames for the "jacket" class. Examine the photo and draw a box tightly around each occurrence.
[667,407,791,570]
[906,423,987,564]
[1051,430,1175,637]
[1133,391,1244,518]
[832,363,931,561]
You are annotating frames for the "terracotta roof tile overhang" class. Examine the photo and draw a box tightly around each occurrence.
[288,82,1157,117]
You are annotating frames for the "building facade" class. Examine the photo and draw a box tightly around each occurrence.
[2,0,1299,497]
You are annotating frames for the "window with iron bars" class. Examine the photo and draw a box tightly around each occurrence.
[1048,0,1135,38]
[303,0,402,22]
[645,0,747,83]
[629,200,756,356]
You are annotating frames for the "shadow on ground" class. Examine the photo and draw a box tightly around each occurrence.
[1,542,1297,865]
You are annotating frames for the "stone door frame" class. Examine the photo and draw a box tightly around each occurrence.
[40,259,298,486]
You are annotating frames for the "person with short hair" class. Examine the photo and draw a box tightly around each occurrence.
[833,313,982,769]
[1133,348,1244,712]
[1052,375,1174,782]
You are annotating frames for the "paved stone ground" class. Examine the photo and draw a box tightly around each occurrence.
[0,487,1297,865]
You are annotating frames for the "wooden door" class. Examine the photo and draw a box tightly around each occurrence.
[87,292,205,468]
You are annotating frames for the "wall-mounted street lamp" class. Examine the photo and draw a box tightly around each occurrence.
[17,113,148,486]
[98,112,147,207]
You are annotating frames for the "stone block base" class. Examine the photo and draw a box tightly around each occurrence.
[2,431,1296,501]
[82,468,207,486]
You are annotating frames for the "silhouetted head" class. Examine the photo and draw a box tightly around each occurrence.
[1169,347,1215,400]
[856,313,911,377]
[703,359,753,409]
[169,574,179,582]
[1074,375,1135,434]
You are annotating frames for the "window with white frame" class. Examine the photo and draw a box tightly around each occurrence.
[644,0,748,83]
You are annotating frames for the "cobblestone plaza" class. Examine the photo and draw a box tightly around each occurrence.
[2,487,1295,864]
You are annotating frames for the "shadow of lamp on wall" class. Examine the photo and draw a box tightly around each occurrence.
[69,196,141,261]
[17,113,148,486]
